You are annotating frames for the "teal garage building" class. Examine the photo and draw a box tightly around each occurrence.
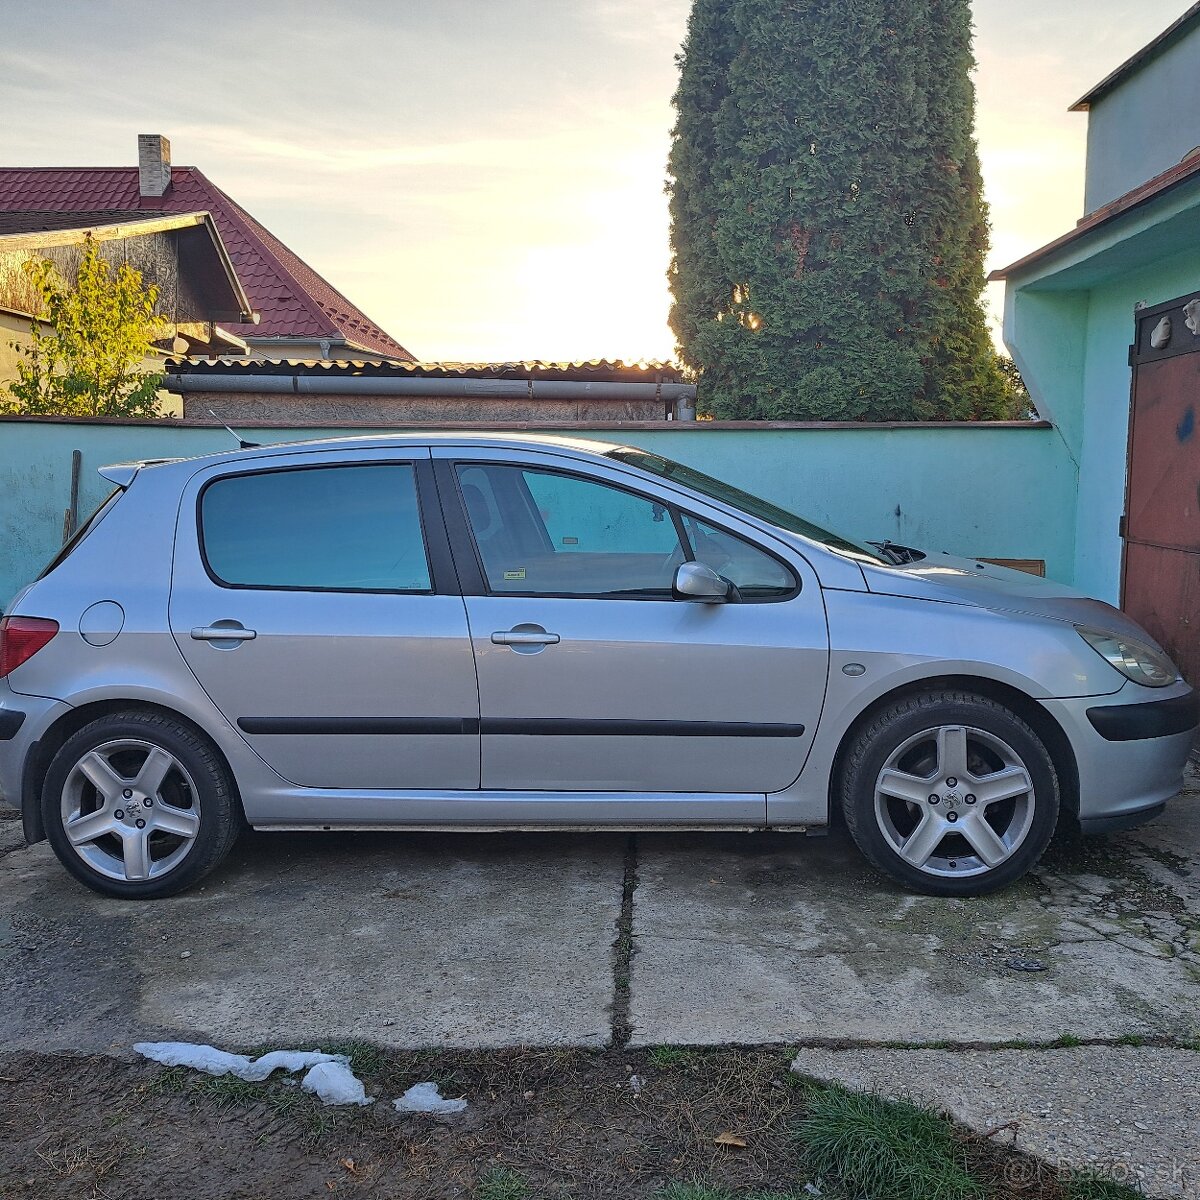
[992,2,1200,682]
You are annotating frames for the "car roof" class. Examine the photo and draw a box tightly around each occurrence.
[101,431,636,485]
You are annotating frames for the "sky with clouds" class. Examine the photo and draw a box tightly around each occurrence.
[0,1,1190,362]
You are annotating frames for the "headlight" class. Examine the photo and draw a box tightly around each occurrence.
[1075,625,1178,687]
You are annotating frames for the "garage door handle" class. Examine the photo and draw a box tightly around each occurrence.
[191,625,257,642]
[491,630,559,646]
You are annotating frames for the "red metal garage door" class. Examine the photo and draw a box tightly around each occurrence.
[1122,289,1200,685]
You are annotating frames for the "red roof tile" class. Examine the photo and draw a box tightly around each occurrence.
[0,167,413,359]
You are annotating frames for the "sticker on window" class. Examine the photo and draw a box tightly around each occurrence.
[503,568,526,580]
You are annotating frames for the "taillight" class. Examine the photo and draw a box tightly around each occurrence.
[0,616,59,678]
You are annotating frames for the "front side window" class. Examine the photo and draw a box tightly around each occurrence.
[455,463,796,600]
[201,463,431,592]
[681,514,795,597]
[456,464,685,596]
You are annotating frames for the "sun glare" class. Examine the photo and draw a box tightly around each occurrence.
[509,156,676,364]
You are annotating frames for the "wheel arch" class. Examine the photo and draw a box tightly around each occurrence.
[21,698,245,844]
[827,674,1080,827]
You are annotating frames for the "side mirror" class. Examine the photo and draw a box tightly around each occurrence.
[673,561,731,603]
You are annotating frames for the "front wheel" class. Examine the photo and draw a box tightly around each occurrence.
[42,711,240,899]
[839,690,1060,896]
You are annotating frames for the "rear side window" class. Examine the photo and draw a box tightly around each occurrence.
[200,464,431,592]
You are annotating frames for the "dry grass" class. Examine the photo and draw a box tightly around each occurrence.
[0,1046,1146,1200]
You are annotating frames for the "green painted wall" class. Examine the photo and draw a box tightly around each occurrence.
[0,419,1075,609]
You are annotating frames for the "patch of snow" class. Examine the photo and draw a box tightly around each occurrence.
[301,1061,373,1107]
[132,1041,372,1106]
[242,1050,346,1082]
[133,1042,258,1078]
[393,1082,468,1114]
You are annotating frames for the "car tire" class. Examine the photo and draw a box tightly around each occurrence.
[839,690,1059,896]
[42,710,240,899]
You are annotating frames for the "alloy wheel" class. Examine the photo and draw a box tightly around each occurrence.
[872,724,1036,879]
[60,738,202,882]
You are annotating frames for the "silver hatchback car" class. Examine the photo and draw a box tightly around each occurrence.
[1,433,1195,900]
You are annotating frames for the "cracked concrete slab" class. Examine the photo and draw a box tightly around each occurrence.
[0,830,625,1053]
[5,772,1199,1057]
[791,1045,1199,1199]
[630,785,1200,1045]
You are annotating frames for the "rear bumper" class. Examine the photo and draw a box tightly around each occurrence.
[1040,680,1197,829]
[0,708,26,740]
[0,682,71,838]
[1078,802,1166,836]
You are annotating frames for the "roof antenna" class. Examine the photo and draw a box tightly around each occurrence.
[205,407,260,449]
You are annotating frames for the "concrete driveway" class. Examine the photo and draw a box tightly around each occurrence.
[1,773,1198,1054]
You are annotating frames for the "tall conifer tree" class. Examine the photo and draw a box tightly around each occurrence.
[668,0,1012,419]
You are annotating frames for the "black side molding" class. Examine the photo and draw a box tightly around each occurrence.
[0,709,26,741]
[238,717,480,736]
[479,718,805,737]
[1086,689,1200,742]
[237,716,806,738]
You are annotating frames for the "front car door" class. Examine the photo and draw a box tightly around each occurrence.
[168,448,480,790]
[433,445,829,801]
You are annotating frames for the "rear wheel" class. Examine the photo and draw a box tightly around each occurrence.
[840,690,1059,896]
[42,711,239,899]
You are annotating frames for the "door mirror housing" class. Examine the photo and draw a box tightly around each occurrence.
[673,561,731,603]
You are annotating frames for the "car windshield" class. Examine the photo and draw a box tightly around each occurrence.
[608,449,888,564]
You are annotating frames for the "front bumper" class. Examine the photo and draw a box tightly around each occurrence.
[1040,680,1197,831]
[1086,690,1200,741]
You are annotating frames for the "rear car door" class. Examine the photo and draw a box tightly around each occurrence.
[168,448,480,789]
[434,446,828,797]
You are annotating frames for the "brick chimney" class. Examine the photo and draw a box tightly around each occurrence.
[138,134,172,198]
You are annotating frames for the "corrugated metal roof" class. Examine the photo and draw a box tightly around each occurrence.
[167,357,685,381]
[0,167,413,359]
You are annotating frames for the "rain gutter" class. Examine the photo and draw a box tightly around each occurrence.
[166,373,697,403]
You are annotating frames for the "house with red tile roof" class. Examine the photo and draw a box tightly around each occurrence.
[1,135,693,425]
[0,210,252,398]
[0,135,412,362]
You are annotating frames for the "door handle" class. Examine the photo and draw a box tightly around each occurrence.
[491,629,560,646]
[191,624,257,642]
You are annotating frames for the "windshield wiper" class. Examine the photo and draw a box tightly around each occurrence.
[867,539,925,565]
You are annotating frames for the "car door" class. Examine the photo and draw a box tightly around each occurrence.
[168,448,480,790]
[433,446,829,797]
